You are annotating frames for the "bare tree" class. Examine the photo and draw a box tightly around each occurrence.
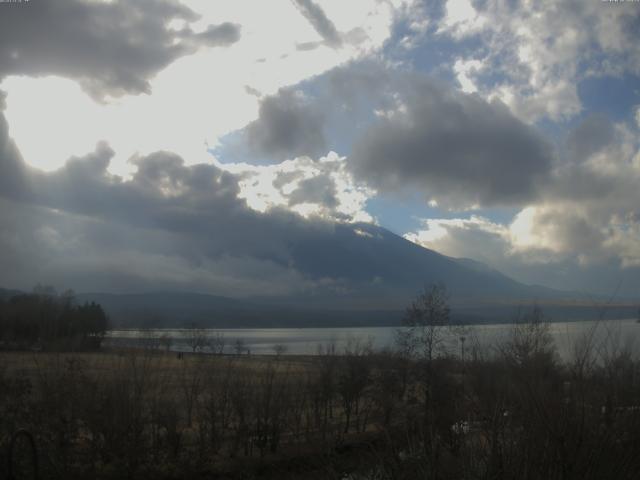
[159,333,172,353]
[400,283,451,362]
[209,332,225,355]
[234,338,246,356]
[179,356,206,427]
[397,283,452,477]
[338,335,373,433]
[501,303,556,367]
[186,326,209,353]
[313,341,338,443]
[140,328,161,351]
[273,343,287,358]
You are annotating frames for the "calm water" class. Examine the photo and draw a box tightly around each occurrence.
[106,318,640,361]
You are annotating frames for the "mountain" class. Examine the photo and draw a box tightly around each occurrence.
[5,223,637,327]
[276,222,573,308]
[75,223,636,327]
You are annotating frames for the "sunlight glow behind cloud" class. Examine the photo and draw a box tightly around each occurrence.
[1,0,398,176]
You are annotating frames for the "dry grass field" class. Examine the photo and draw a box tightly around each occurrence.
[4,316,640,479]
[1,346,405,479]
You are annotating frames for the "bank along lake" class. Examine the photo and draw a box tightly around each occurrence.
[106,318,640,361]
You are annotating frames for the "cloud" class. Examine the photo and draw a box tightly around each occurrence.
[220,62,393,165]
[0,99,380,296]
[566,113,615,163]
[404,115,640,297]
[291,0,343,49]
[0,92,30,201]
[221,61,555,210]
[1,1,404,175]
[436,0,640,122]
[217,152,374,223]
[288,175,338,210]
[0,148,312,295]
[404,216,511,265]
[348,75,554,209]
[410,103,640,289]
[187,22,241,47]
[511,205,608,260]
[0,195,318,297]
[438,0,485,39]
[244,88,327,160]
[522,151,640,271]
[212,41,639,297]
[404,212,640,298]
[0,0,240,100]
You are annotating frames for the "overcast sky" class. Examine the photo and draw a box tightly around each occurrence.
[0,0,639,298]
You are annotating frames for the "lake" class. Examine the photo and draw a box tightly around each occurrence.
[106,318,640,361]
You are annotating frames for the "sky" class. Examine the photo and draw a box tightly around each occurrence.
[0,0,639,299]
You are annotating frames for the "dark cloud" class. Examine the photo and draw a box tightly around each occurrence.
[218,62,396,164]
[222,62,554,209]
[541,120,640,214]
[0,92,31,201]
[273,170,305,190]
[291,0,342,48]
[542,164,622,204]
[0,195,314,297]
[245,88,327,160]
[0,0,240,100]
[405,106,640,297]
[348,77,554,209]
[296,41,323,52]
[0,99,343,295]
[288,175,338,209]
[188,22,241,47]
[566,113,615,163]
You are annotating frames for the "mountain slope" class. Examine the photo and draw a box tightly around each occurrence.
[9,223,626,327]
[281,222,556,308]
[75,223,599,327]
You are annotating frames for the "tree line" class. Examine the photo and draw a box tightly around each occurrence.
[0,285,109,350]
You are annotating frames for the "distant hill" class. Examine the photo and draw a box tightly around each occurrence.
[75,291,402,328]
[73,291,638,329]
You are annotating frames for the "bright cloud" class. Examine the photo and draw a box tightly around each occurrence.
[1,0,401,176]
[215,151,375,223]
[438,1,640,122]
[439,0,485,38]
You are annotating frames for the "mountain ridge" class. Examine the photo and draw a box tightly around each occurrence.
[2,223,637,327]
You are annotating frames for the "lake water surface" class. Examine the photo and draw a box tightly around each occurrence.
[106,318,640,361]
